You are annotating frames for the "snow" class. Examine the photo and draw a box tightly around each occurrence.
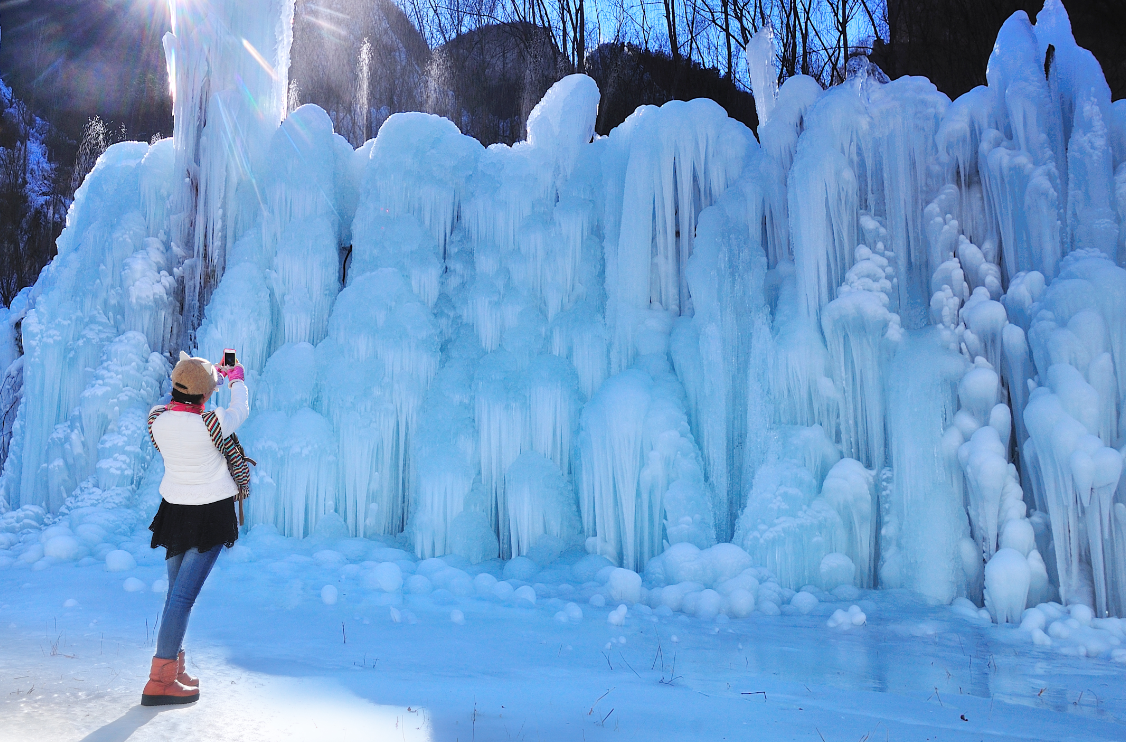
[4,543,1126,740]
[104,550,137,573]
[827,604,867,629]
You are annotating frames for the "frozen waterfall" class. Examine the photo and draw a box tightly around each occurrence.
[3,0,1126,622]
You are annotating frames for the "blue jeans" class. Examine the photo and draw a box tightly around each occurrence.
[156,544,222,660]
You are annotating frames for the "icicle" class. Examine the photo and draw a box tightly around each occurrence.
[362,113,482,258]
[5,143,166,512]
[758,75,823,176]
[271,216,341,347]
[674,159,773,540]
[241,408,337,539]
[1012,251,1126,613]
[409,327,482,560]
[474,350,529,558]
[745,23,778,126]
[821,243,901,472]
[309,269,440,538]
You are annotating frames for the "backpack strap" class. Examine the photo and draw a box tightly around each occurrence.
[147,406,168,452]
[202,410,254,502]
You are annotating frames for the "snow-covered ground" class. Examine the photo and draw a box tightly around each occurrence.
[2,530,1124,742]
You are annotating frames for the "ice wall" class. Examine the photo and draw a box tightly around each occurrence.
[0,141,177,516]
[4,0,1125,621]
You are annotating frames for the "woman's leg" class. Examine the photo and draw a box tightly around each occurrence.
[160,551,185,625]
[155,544,222,660]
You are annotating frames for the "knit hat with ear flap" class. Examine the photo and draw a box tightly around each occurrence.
[170,351,218,400]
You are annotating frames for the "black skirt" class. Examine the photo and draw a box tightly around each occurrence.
[149,497,239,559]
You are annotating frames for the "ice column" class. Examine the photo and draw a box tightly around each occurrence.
[315,269,440,538]
[474,350,530,557]
[604,99,750,369]
[1034,0,1118,259]
[163,0,296,347]
[578,357,715,571]
[241,408,337,539]
[410,329,482,560]
[978,10,1067,281]
[674,160,773,541]
[360,113,482,259]
[863,79,948,322]
[788,92,861,322]
[757,75,823,187]
[260,106,348,350]
[791,75,947,326]
[506,451,582,558]
[733,426,847,589]
[821,241,902,472]
[880,332,974,604]
[934,87,997,257]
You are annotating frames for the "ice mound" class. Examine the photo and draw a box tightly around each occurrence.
[790,591,819,614]
[104,550,137,573]
[607,568,642,604]
[984,548,1032,623]
[996,601,1126,660]
[827,605,867,629]
[645,542,753,589]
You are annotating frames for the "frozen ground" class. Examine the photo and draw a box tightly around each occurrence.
[2,537,1124,742]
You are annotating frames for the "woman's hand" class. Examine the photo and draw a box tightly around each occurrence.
[226,364,245,385]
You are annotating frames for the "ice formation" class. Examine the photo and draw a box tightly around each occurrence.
[1,0,1125,626]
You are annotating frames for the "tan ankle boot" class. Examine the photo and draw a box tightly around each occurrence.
[177,651,199,687]
[141,657,199,706]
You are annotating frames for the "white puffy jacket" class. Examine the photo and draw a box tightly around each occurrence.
[151,380,250,505]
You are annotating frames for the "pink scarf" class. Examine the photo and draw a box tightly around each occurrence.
[167,401,204,414]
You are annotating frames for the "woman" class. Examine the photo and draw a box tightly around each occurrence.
[141,351,248,706]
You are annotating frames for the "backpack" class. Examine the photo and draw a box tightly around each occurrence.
[147,406,257,525]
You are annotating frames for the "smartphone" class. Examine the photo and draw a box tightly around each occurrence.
[224,348,237,367]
